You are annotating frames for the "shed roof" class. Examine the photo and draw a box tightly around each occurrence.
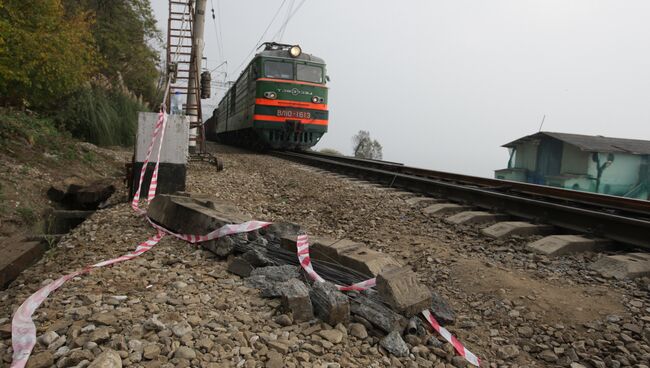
[503,132,650,155]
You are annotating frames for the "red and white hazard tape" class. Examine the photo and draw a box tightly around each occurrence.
[423,310,480,366]
[131,110,167,214]
[296,234,377,291]
[10,231,164,368]
[11,110,480,367]
[296,234,481,367]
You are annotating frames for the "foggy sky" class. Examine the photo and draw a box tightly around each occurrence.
[152,1,650,177]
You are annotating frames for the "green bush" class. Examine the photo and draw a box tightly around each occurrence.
[0,110,64,151]
[59,85,147,146]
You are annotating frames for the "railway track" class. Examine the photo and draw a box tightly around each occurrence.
[273,150,650,250]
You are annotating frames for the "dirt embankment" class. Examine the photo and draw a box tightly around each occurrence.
[0,112,130,243]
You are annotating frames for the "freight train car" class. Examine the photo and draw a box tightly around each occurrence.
[205,43,329,150]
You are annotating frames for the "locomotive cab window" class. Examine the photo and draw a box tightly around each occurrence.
[297,64,323,84]
[264,61,293,79]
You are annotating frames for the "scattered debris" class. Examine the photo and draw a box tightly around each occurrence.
[376,266,432,317]
[310,281,350,325]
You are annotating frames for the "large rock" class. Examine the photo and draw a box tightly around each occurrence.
[380,331,409,357]
[174,346,197,360]
[430,291,455,325]
[147,193,251,236]
[279,278,314,321]
[377,266,432,317]
[88,349,122,368]
[349,294,407,333]
[227,257,254,277]
[27,351,54,368]
[310,281,350,325]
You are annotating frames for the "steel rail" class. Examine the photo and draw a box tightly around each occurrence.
[299,151,650,217]
[274,151,650,249]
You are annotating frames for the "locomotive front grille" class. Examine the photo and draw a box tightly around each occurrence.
[269,130,315,143]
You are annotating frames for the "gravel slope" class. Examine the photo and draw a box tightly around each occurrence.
[0,143,648,368]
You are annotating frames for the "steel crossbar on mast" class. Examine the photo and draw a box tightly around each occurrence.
[166,0,207,154]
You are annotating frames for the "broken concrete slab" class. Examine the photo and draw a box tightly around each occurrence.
[527,235,611,256]
[445,211,509,226]
[250,265,300,282]
[147,194,251,235]
[48,178,115,210]
[404,197,441,207]
[349,294,407,333]
[422,203,471,216]
[337,246,402,278]
[279,278,314,321]
[377,266,432,317]
[242,248,274,267]
[283,237,401,277]
[280,235,298,253]
[310,281,350,325]
[202,237,235,257]
[310,237,363,261]
[47,177,86,202]
[482,221,554,239]
[261,222,302,241]
[44,210,94,234]
[430,291,455,325]
[590,253,650,279]
[73,181,115,209]
[227,258,254,277]
[0,239,46,288]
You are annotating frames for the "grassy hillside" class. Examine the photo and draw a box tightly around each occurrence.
[0,110,129,240]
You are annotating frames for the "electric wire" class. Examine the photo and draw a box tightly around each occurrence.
[276,0,295,42]
[210,0,224,64]
[270,0,307,41]
[232,0,288,75]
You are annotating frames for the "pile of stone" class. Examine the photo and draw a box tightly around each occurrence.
[148,193,458,359]
[48,176,116,211]
[45,177,117,235]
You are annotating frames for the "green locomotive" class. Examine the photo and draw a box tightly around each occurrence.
[205,43,329,149]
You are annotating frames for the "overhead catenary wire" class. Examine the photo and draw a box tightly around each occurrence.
[276,0,295,42]
[232,0,288,75]
[210,0,224,64]
[270,0,307,41]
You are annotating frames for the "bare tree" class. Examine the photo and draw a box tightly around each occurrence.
[352,130,383,160]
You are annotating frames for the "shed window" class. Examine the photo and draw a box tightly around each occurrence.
[264,61,293,79]
[297,64,323,83]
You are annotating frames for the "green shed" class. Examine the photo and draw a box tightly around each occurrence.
[495,132,650,199]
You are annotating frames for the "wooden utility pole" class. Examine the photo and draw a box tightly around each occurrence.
[186,0,207,153]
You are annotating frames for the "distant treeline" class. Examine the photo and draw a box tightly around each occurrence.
[0,0,161,146]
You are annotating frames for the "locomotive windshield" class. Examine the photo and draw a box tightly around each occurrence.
[264,61,293,79]
[297,64,323,84]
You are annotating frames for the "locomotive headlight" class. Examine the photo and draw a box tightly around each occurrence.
[289,45,302,57]
[264,91,277,99]
[311,96,322,104]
